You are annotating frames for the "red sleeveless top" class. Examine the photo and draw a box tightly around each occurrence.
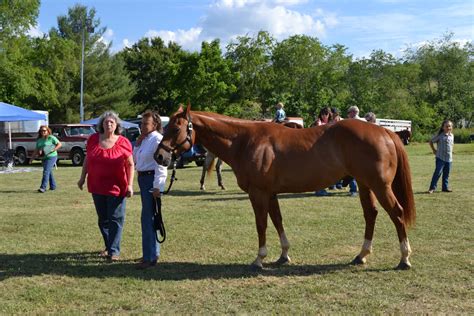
[86,133,132,197]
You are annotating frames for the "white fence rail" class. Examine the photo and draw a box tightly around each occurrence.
[376,119,411,132]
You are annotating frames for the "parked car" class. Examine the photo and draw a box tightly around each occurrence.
[11,124,95,166]
[175,144,207,168]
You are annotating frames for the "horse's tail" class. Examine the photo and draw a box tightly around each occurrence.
[389,131,416,228]
[206,156,216,177]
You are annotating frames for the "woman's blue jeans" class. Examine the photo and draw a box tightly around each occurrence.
[40,156,57,190]
[429,157,451,191]
[92,194,126,257]
[138,174,160,262]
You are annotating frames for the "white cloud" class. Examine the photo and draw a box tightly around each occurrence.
[202,1,333,42]
[27,24,44,38]
[98,28,114,47]
[145,27,203,50]
[133,0,337,52]
[122,38,132,48]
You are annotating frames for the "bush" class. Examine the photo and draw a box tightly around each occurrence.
[453,128,474,143]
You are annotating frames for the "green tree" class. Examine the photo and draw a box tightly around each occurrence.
[271,35,336,123]
[0,0,40,40]
[180,39,237,113]
[405,33,474,126]
[225,31,275,111]
[120,37,185,115]
[50,4,135,121]
[0,0,41,107]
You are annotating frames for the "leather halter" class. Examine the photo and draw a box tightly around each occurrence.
[158,113,193,154]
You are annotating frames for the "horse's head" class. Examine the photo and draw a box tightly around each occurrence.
[154,104,195,167]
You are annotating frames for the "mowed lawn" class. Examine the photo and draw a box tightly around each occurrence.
[0,143,472,313]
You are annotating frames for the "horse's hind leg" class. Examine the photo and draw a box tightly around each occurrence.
[352,185,378,265]
[374,185,412,270]
[216,158,225,190]
[268,194,290,265]
[200,154,215,190]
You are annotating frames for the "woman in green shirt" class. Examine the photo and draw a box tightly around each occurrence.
[32,126,62,193]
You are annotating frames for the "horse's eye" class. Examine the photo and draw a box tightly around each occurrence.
[174,127,180,133]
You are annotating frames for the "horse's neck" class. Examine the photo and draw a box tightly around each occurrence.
[192,113,240,164]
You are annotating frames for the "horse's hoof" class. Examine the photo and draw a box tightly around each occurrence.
[220,185,226,190]
[395,261,411,270]
[274,256,291,265]
[250,263,263,272]
[350,256,366,265]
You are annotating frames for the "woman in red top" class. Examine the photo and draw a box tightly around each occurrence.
[77,111,134,262]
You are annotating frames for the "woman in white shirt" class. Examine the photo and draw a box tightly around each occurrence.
[133,110,168,269]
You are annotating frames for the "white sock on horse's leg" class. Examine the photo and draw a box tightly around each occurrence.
[358,239,373,263]
[400,238,412,266]
[280,232,290,260]
[252,246,267,268]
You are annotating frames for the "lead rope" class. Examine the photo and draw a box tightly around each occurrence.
[154,196,166,243]
[154,154,178,244]
[163,154,178,195]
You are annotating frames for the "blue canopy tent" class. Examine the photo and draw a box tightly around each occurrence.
[82,117,139,129]
[0,102,47,149]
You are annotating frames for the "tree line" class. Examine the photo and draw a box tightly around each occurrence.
[1,2,472,140]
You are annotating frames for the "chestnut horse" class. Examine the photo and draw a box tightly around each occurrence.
[155,105,416,270]
[200,122,301,190]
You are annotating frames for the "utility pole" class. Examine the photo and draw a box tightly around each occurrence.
[73,18,94,122]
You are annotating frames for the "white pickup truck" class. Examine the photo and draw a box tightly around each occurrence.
[9,124,95,166]
[376,119,412,145]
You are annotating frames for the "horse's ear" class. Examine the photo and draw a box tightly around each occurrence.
[186,101,191,117]
[177,104,184,113]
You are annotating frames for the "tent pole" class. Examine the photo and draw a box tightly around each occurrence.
[8,122,12,150]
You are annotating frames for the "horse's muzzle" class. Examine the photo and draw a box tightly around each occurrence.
[154,149,171,167]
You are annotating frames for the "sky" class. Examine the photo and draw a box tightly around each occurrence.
[34,0,473,58]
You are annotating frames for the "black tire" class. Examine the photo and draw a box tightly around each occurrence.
[176,157,185,169]
[71,148,85,166]
[16,148,29,165]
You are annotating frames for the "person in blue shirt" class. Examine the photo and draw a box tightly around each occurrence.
[273,102,286,123]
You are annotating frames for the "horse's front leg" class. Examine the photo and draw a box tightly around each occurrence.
[249,191,270,270]
[269,194,291,265]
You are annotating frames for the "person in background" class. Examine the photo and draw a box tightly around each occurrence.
[273,102,286,123]
[311,107,331,127]
[329,107,341,124]
[77,111,134,262]
[313,107,332,196]
[32,125,62,193]
[365,112,376,124]
[133,110,168,269]
[347,105,365,121]
[428,120,454,194]
[346,105,364,196]
[328,108,343,190]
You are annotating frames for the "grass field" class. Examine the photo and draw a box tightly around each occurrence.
[0,143,472,313]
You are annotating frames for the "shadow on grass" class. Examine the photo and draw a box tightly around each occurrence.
[0,252,360,281]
